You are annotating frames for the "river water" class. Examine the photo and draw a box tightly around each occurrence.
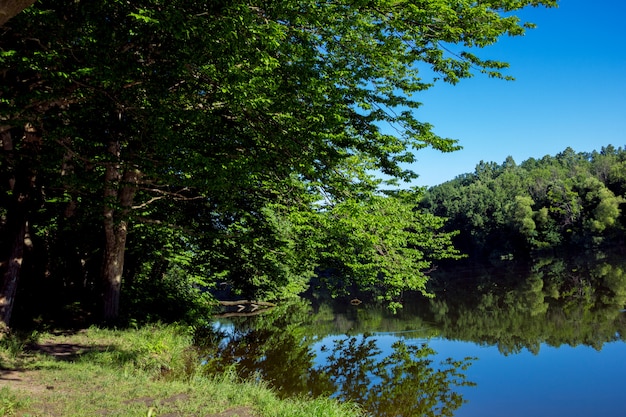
[205,252,626,416]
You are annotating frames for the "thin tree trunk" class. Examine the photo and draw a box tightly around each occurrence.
[0,126,16,332]
[101,139,138,322]
[0,125,38,331]
[0,220,28,330]
[102,219,126,322]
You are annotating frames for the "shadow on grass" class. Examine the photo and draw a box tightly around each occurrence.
[0,330,141,373]
[25,341,116,361]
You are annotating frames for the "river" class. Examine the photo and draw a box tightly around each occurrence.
[204,252,626,416]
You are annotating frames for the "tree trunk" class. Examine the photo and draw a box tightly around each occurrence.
[0,0,36,26]
[0,220,26,331]
[102,218,126,322]
[0,125,39,331]
[101,139,138,322]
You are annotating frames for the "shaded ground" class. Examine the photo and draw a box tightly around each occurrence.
[0,334,95,394]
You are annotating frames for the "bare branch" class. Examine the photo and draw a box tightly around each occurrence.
[131,195,166,210]
[137,186,206,201]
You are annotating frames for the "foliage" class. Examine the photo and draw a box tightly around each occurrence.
[315,192,463,310]
[121,264,217,328]
[421,146,626,259]
[0,0,557,325]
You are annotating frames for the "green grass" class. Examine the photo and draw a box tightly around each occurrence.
[0,387,30,416]
[0,324,360,417]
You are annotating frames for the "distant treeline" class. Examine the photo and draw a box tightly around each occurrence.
[420,145,626,259]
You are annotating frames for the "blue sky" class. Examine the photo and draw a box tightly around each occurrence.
[402,0,626,187]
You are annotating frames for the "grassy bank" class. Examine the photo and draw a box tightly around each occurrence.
[0,325,360,417]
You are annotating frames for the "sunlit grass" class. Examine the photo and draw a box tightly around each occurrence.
[0,386,30,416]
[0,324,360,417]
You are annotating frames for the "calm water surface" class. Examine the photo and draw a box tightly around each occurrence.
[414,339,626,417]
[207,254,626,416]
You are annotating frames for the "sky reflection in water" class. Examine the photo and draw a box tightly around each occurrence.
[214,315,626,416]
[310,333,626,417]
[211,254,626,416]
[427,338,626,417]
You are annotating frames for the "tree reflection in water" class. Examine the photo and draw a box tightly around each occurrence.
[324,335,475,417]
[200,253,626,415]
[424,253,626,354]
[200,302,475,417]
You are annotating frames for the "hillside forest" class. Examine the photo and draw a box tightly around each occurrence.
[420,146,626,260]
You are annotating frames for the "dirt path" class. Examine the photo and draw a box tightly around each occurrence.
[0,338,86,394]
[0,368,49,394]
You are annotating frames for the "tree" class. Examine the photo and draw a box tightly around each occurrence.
[579,177,623,235]
[317,192,462,310]
[421,146,625,258]
[1,0,558,325]
[510,195,536,244]
[0,124,41,328]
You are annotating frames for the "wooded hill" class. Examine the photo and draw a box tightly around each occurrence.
[420,146,626,260]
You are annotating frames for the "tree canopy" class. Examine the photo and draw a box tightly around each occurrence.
[0,0,557,327]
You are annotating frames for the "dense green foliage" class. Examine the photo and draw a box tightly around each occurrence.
[0,0,556,326]
[420,146,626,259]
[314,192,463,311]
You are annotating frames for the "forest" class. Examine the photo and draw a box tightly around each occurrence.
[0,0,560,329]
[420,146,626,260]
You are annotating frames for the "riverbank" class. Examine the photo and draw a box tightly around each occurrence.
[0,324,359,417]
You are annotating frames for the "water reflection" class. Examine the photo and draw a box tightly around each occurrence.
[200,302,475,417]
[200,252,626,416]
[321,335,475,417]
[202,303,329,398]
[423,253,626,354]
